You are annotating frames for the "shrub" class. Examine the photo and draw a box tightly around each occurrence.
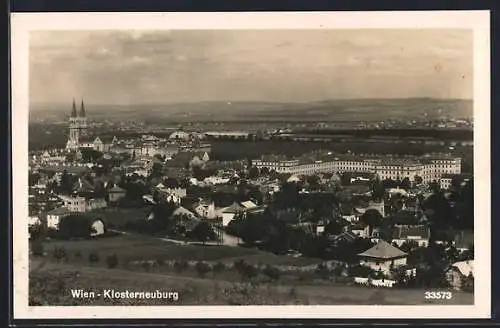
[263,265,281,281]
[174,260,189,273]
[213,262,226,276]
[53,246,67,261]
[315,263,330,279]
[88,252,100,265]
[240,263,258,281]
[195,261,211,277]
[106,254,119,269]
[155,257,166,267]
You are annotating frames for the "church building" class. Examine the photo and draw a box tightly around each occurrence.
[65,99,117,152]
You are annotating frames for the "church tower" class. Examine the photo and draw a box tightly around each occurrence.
[78,98,88,137]
[66,99,80,150]
[66,98,88,150]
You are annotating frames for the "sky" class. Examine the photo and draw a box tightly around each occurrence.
[29,29,473,105]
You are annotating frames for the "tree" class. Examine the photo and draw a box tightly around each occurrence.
[462,273,474,293]
[88,252,100,265]
[414,175,423,185]
[195,261,211,277]
[81,149,104,162]
[57,214,94,239]
[370,178,385,201]
[188,221,217,244]
[400,177,411,190]
[29,224,43,240]
[58,170,74,195]
[359,209,383,232]
[106,254,119,269]
[422,193,454,229]
[248,166,260,180]
[325,220,343,235]
[29,172,40,186]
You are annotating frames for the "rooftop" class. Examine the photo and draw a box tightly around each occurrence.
[358,240,407,259]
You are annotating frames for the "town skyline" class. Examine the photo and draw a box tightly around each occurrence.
[30,29,472,105]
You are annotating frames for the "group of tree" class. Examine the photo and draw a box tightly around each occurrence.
[123,202,217,243]
[422,180,473,230]
[51,214,99,240]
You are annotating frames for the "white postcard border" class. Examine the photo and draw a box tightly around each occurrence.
[11,10,491,319]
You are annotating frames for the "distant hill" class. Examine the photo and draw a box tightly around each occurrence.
[29,98,473,122]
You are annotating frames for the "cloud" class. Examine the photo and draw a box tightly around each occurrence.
[29,29,473,104]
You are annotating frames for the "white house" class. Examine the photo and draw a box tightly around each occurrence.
[194,201,217,219]
[350,222,371,238]
[358,240,408,274]
[391,224,431,248]
[220,202,246,227]
[445,260,474,290]
[29,216,41,227]
[46,207,71,229]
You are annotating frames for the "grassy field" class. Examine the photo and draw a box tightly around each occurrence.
[29,259,474,306]
[38,234,320,266]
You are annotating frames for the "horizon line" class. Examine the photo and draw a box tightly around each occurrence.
[29,97,474,107]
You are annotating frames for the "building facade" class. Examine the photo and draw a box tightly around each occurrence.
[252,153,461,183]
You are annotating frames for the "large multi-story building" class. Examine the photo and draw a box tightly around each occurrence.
[252,152,461,183]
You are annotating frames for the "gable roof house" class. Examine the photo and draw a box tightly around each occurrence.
[350,222,371,239]
[391,224,431,248]
[445,260,474,291]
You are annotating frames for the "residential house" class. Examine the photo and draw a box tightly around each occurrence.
[58,195,107,213]
[390,209,425,225]
[287,175,301,183]
[370,226,393,244]
[445,260,474,290]
[219,202,246,227]
[340,203,361,223]
[29,216,41,227]
[107,185,126,203]
[327,230,357,246]
[366,200,385,217]
[358,240,408,274]
[93,136,117,152]
[46,207,71,229]
[391,224,431,248]
[350,222,371,238]
[193,200,217,219]
[171,206,197,220]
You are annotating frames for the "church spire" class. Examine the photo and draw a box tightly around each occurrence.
[71,98,77,117]
[79,98,86,117]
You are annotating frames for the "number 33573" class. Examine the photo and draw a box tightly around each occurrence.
[425,291,452,300]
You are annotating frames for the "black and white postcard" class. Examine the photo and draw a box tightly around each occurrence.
[11,11,491,319]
